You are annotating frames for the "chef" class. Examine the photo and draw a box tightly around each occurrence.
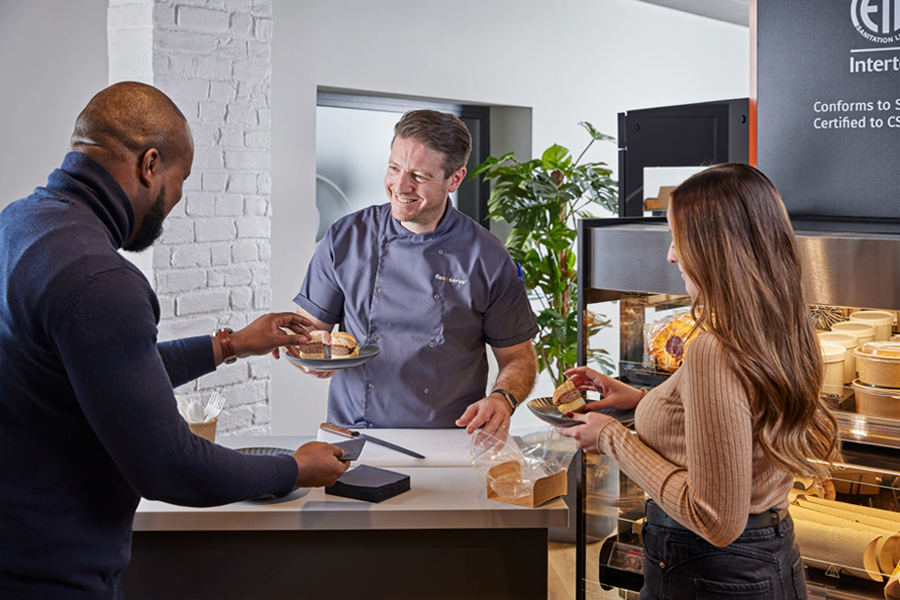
[293,109,538,434]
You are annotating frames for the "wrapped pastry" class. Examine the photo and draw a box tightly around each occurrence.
[646,311,699,372]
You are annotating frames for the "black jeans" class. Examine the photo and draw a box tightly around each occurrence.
[640,506,808,599]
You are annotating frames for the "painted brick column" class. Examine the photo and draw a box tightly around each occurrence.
[108,0,276,434]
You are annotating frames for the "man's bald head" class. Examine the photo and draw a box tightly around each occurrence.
[70,81,191,165]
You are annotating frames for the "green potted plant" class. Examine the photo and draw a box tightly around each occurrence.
[470,122,618,386]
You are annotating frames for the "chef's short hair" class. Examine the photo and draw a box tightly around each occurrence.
[392,110,472,178]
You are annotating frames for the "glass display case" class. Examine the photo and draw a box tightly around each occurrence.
[574,217,900,600]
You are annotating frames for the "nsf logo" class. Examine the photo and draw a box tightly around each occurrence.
[851,0,900,43]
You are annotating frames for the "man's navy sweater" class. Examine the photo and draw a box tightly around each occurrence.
[0,153,297,599]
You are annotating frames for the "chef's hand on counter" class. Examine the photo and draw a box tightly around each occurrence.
[213,312,316,365]
[292,441,349,487]
[455,395,511,436]
[563,366,646,411]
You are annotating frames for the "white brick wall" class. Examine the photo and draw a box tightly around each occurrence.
[108,0,276,435]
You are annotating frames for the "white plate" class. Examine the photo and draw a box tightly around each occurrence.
[527,396,634,428]
[286,344,381,370]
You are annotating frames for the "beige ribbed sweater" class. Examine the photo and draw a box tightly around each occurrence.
[597,332,793,547]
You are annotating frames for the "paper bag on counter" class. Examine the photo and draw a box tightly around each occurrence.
[470,426,577,508]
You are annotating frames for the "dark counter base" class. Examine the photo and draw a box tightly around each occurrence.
[125,527,548,600]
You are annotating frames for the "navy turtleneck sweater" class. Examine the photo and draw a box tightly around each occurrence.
[0,153,297,599]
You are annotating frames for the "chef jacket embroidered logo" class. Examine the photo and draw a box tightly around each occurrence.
[435,274,469,285]
[852,0,900,43]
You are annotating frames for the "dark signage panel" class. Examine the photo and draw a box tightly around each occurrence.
[757,0,900,221]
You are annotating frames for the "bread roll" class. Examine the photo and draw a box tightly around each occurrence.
[300,331,327,359]
[552,380,586,413]
[299,331,360,359]
[331,331,359,359]
[552,380,582,406]
[557,397,587,415]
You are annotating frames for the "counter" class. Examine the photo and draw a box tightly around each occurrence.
[124,431,568,599]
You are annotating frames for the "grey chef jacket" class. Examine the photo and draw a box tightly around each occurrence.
[294,201,538,428]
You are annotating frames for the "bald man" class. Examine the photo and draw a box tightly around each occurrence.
[0,82,348,599]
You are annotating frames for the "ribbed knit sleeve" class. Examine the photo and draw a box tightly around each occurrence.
[597,332,792,547]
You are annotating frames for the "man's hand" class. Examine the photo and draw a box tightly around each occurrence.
[224,313,314,363]
[291,441,349,487]
[455,394,511,436]
[289,308,337,378]
[296,365,338,379]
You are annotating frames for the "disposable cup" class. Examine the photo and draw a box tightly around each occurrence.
[850,311,895,342]
[818,331,858,384]
[189,418,217,443]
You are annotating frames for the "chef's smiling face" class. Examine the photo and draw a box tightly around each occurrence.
[385,136,466,234]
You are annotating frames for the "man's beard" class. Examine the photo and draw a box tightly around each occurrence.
[123,186,166,253]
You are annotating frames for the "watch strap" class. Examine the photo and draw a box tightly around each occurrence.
[215,328,237,365]
[491,388,517,413]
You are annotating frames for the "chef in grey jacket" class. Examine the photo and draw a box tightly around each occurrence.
[294,110,538,434]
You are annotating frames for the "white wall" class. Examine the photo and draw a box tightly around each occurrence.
[0,0,109,209]
[269,0,750,434]
[0,0,749,436]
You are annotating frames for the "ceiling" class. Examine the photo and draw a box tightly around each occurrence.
[635,0,749,27]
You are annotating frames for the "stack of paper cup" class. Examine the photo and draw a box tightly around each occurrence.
[833,320,877,346]
[818,331,859,385]
[850,310,895,342]
[820,342,847,398]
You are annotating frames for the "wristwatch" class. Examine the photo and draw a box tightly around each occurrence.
[491,388,518,413]
[214,328,237,365]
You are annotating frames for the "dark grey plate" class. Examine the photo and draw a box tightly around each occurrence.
[235,446,293,456]
[286,344,381,370]
[235,440,364,462]
[527,396,634,428]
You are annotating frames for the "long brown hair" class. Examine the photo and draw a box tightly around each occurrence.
[670,163,840,478]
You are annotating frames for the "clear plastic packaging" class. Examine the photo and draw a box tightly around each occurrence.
[470,426,578,507]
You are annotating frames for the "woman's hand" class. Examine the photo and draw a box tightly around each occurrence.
[563,366,645,411]
[556,411,616,454]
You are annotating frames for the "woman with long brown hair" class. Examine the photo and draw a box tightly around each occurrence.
[558,163,840,599]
